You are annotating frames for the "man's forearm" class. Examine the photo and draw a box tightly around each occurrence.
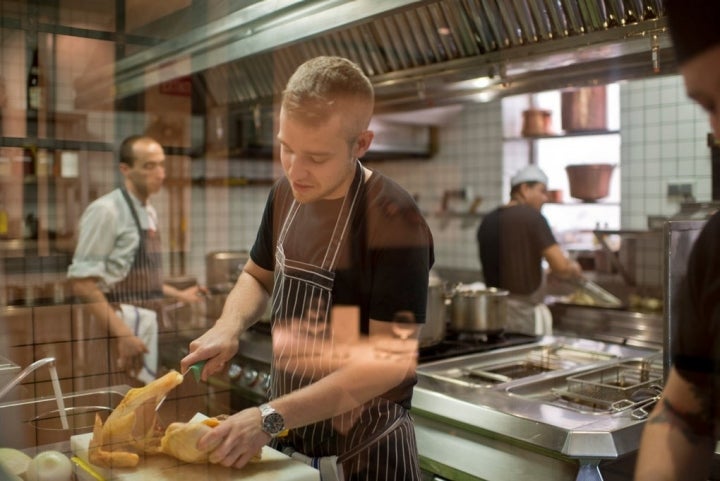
[635,403,715,480]
[216,270,270,334]
[269,347,415,432]
[635,369,717,481]
[70,278,133,337]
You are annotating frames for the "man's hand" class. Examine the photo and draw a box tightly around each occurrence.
[180,323,241,381]
[199,407,269,469]
[116,334,148,376]
[167,284,208,304]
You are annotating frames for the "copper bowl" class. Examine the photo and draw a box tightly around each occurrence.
[565,164,615,202]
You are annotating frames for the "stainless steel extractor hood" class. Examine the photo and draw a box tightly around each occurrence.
[103,0,674,114]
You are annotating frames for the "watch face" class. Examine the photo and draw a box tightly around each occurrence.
[263,411,284,434]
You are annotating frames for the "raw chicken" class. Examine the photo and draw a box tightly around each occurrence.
[161,417,262,464]
[88,370,184,468]
[161,418,222,463]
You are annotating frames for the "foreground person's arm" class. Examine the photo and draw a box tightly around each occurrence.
[199,319,418,469]
[634,367,716,481]
[181,259,273,377]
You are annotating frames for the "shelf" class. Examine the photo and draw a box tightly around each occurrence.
[545,201,620,206]
[0,136,113,152]
[504,129,619,141]
[190,177,275,187]
[594,229,662,238]
[0,176,80,185]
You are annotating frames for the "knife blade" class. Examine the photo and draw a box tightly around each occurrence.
[155,361,206,411]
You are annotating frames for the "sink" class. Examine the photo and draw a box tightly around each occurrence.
[0,385,129,449]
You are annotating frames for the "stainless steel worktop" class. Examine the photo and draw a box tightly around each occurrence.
[412,336,660,481]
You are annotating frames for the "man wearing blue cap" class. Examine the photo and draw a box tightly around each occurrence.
[476,164,582,335]
[635,2,720,479]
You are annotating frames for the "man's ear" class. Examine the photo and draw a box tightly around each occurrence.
[355,130,374,158]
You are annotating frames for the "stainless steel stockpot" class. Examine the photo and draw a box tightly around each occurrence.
[420,272,448,347]
[449,285,509,334]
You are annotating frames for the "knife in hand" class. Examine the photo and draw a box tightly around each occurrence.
[154,360,206,411]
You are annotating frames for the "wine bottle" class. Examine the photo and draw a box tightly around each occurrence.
[27,48,42,111]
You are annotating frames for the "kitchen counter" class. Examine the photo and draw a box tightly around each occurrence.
[412,335,660,480]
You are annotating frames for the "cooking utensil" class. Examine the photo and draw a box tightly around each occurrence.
[565,163,615,202]
[521,109,552,136]
[420,271,447,347]
[448,285,509,334]
[573,277,623,307]
[154,361,205,412]
[561,85,607,132]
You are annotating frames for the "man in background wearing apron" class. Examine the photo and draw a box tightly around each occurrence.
[477,165,583,335]
[182,56,434,481]
[68,135,204,385]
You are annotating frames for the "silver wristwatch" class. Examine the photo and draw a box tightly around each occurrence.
[258,403,285,437]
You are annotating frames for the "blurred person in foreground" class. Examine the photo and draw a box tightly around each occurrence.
[181,56,433,480]
[476,164,582,335]
[68,135,204,385]
[634,2,720,480]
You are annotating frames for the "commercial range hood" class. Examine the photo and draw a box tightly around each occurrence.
[108,0,673,117]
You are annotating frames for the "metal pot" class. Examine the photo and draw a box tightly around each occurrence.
[449,286,509,334]
[561,85,607,132]
[521,109,552,136]
[420,272,447,347]
[565,163,615,202]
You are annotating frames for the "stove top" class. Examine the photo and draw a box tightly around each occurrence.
[419,331,539,363]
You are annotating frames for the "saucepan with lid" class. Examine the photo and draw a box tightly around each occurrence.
[448,283,509,334]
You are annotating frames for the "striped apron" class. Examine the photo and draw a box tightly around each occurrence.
[270,162,421,481]
[106,188,164,383]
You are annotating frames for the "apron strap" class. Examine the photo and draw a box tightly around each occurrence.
[278,160,365,272]
[119,187,145,241]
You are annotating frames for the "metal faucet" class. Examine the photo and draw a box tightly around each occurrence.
[0,357,56,401]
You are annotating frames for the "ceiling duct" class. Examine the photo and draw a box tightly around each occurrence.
[109,0,673,114]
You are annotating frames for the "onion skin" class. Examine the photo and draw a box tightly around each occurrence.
[26,450,73,481]
[0,447,32,477]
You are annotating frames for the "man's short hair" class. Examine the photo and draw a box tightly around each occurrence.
[281,56,374,141]
[119,135,156,166]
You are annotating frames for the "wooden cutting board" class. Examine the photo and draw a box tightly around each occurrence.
[70,432,319,481]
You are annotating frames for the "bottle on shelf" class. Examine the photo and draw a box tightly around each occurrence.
[21,146,35,177]
[0,202,8,238]
[27,48,42,111]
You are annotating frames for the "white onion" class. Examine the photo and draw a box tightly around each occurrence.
[0,447,32,477]
[26,450,73,481]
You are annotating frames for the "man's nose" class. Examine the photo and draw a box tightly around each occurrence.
[285,154,305,179]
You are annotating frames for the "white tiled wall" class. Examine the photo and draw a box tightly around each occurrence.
[368,101,503,278]
[620,74,712,229]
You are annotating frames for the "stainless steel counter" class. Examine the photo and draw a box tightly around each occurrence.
[412,336,660,481]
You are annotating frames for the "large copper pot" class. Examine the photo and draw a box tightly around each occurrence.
[566,163,615,202]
